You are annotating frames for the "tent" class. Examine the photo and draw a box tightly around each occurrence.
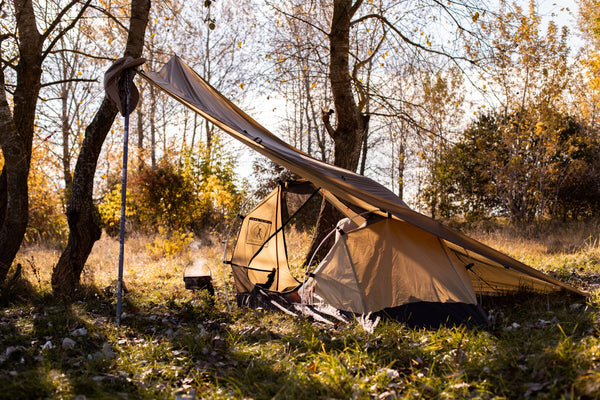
[138,55,585,326]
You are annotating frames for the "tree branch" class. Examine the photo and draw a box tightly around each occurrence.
[41,77,98,88]
[265,1,329,37]
[350,0,365,17]
[87,4,129,32]
[321,109,335,139]
[44,48,115,61]
[42,0,93,61]
[353,13,476,64]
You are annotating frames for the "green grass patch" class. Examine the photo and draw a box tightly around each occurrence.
[1,225,600,399]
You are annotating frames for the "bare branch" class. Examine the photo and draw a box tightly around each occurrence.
[265,1,329,37]
[430,0,479,38]
[352,28,387,109]
[353,13,476,64]
[45,48,114,61]
[87,4,128,32]
[41,77,98,88]
[42,0,93,61]
[0,33,18,72]
[349,0,365,17]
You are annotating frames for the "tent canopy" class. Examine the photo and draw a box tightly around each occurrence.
[139,55,585,300]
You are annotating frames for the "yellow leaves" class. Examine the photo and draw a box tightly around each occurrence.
[472,11,480,23]
[311,82,317,89]
[239,83,245,90]
[238,42,243,48]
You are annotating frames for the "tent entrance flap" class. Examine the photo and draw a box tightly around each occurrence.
[228,181,323,297]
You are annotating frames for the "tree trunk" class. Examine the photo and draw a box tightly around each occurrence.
[0,78,31,282]
[305,0,368,263]
[51,0,151,297]
[52,98,118,293]
[0,0,43,282]
[397,142,405,200]
[150,84,157,168]
[328,0,367,171]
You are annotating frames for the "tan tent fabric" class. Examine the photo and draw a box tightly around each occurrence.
[313,219,478,314]
[230,186,299,292]
[444,242,561,294]
[312,238,368,313]
[139,55,585,298]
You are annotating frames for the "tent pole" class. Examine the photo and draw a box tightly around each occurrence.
[116,69,132,326]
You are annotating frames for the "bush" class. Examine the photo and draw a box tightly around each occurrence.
[146,226,194,259]
[98,137,243,236]
[26,146,68,244]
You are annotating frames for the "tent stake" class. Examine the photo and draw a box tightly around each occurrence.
[116,69,132,326]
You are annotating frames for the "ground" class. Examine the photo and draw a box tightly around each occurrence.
[1,221,599,399]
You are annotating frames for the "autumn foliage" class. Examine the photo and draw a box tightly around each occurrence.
[426,110,600,222]
[98,142,242,237]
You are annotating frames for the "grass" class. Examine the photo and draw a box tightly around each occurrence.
[0,220,599,399]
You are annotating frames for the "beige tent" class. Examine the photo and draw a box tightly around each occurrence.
[139,56,585,326]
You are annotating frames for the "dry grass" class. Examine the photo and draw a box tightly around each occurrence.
[14,231,228,297]
[1,221,599,399]
[462,219,600,291]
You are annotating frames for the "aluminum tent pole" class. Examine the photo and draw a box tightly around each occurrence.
[116,69,132,326]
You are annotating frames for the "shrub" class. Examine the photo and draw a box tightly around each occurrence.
[26,145,68,244]
[98,136,243,236]
[146,226,194,259]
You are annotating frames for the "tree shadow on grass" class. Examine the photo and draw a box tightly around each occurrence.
[3,275,596,400]
[472,291,597,399]
[0,280,170,399]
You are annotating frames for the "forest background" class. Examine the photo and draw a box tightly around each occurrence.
[1,0,600,292]
[3,1,600,398]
